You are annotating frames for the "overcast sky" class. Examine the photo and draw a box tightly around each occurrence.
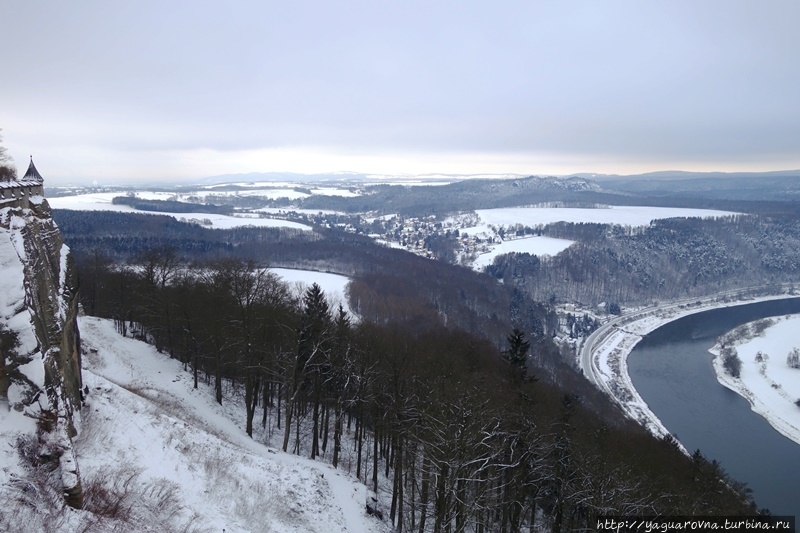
[2,1,799,185]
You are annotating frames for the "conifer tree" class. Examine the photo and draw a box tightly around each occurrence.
[504,328,530,378]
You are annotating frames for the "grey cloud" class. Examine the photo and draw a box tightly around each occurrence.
[1,0,799,180]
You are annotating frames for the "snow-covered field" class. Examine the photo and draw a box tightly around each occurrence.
[7,316,388,532]
[256,206,343,216]
[710,315,800,446]
[472,236,574,269]
[48,193,312,231]
[201,183,361,197]
[194,188,311,200]
[270,268,352,315]
[473,205,736,229]
[459,205,735,271]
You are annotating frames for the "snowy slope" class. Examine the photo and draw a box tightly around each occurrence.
[39,316,389,532]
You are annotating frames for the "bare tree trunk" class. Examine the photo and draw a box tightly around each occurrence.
[333,398,343,468]
[282,394,293,452]
[321,403,330,455]
[277,383,282,429]
[373,425,379,493]
[215,353,223,405]
[311,389,320,459]
[418,453,430,533]
[356,409,363,480]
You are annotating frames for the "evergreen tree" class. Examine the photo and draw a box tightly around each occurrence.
[503,328,531,378]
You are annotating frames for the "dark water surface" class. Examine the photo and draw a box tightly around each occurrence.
[627,298,800,516]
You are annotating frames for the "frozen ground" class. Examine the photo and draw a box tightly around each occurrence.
[2,316,389,532]
[710,315,800,446]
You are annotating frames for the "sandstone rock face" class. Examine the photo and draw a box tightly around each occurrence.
[0,195,83,507]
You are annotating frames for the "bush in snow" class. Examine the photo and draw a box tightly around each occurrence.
[787,348,800,369]
[721,347,742,378]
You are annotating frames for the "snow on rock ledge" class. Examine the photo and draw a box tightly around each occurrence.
[0,199,83,508]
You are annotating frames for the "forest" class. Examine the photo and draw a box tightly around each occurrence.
[74,250,757,532]
[50,178,799,529]
[489,215,800,307]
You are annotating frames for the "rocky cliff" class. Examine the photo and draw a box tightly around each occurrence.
[0,194,83,507]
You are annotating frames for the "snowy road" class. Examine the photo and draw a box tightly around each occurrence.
[578,286,799,446]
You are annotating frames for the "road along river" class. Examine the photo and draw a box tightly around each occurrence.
[626,298,800,516]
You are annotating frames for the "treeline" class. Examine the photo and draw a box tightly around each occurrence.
[54,209,554,354]
[290,179,800,217]
[111,195,235,214]
[77,253,756,531]
[490,215,800,307]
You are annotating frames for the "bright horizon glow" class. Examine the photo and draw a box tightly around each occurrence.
[10,145,800,187]
[3,1,799,185]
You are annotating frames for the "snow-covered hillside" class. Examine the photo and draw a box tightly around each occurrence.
[2,316,389,532]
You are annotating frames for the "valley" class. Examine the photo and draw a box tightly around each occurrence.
[5,169,800,530]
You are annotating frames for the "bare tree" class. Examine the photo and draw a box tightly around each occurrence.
[0,129,16,181]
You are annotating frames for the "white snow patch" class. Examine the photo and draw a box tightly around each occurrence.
[472,236,574,269]
[0,222,38,355]
[581,290,800,451]
[73,316,388,533]
[710,315,800,446]
[48,193,312,231]
[473,205,736,228]
[269,268,353,316]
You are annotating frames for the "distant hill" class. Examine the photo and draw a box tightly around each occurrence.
[575,170,800,201]
[197,171,527,185]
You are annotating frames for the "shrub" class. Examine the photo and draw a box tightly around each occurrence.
[721,347,742,378]
[787,348,800,369]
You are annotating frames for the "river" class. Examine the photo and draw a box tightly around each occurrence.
[627,298,800,517]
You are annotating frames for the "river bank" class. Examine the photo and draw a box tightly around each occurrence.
[709,314,800,447]
[580,290,800,451]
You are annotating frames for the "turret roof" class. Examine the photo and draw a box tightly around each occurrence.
[0,157,45,190]
[23,157,44,184]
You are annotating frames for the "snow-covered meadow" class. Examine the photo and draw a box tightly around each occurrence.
[471,236,575,269]
[200,182,361,197]
[48,192,312,231]
[270,268,353,316]
[473,205,737,228]
[711,315,800,446]
[460,205,734,271]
